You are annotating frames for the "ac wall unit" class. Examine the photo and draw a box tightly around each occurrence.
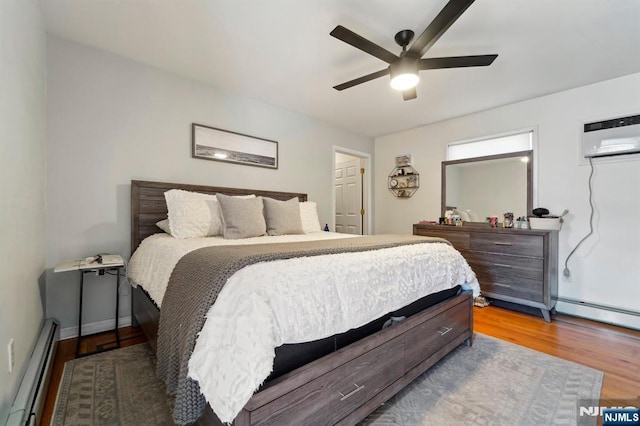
[582,114,640,158]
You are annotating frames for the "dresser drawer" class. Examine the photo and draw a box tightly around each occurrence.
[404,298,470,371]
[470,267,542,304]
[252,337,404,425]
[465,252,544,282]
[414,228,470,251]
[470,233,543,257]
[479,279,544,303]
[469,252,544,302]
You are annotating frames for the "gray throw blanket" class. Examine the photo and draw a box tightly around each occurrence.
[156,234,447,424]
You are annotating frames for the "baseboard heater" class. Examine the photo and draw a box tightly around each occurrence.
[6,319,59,426]
[557,297,640,318]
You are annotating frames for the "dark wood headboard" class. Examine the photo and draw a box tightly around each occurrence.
[130,180,307,253]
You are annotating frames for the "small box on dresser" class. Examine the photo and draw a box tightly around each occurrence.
[413,223,558,322]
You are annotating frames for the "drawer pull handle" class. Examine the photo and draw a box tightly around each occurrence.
[493,242,512,246]
[339,383,364,401]
[493,282,512,288]
[437,326,453,336]
[493,263,512,268]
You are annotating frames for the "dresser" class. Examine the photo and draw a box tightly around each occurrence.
[413,223,558,322]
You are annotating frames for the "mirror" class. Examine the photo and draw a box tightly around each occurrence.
[441,150,533,222]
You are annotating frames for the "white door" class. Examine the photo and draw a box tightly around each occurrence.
[335,159,362,234]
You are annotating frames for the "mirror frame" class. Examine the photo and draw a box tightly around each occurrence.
[441,150,533,222]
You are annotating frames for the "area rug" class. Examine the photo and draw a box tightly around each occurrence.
[362,334,603,425]
[51,343,173,426]
[52,334,603,425]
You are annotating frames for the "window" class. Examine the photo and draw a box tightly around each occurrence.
[447,129,534,160]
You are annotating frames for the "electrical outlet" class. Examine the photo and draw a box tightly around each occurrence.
[562,268,572,282]
[7,338,14,373]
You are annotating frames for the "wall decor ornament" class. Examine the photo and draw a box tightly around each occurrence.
[192,123,278,169]
[389,162,419,198]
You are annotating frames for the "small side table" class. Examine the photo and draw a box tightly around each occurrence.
[54,255,125,357]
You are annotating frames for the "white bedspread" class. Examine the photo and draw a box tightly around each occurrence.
[128,231,356,306]
[128,232,480,423]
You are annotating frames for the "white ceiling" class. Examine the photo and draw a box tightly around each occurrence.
[40,0,640,138]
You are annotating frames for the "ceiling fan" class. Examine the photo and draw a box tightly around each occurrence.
[330,0,498,101]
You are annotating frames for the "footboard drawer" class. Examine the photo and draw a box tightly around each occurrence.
[404,297,470,371]
[250,337,404,425]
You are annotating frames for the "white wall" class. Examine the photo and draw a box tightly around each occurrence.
[375,72,640,329]
[0,0,47,421]
[46,37,373,330]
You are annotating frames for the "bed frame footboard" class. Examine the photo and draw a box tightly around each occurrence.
[132,287,473,425]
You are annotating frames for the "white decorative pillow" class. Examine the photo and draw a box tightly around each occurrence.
[164,189,255,239]
[299,201,321,233]
[165,189,221,239]
[217,194,266,239]
[263,197,304,236]
[156,219,172,235]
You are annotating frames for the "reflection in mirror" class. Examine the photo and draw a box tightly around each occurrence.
[441,150,533,222]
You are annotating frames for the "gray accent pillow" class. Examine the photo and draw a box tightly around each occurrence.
[263,197,304,236]
[216,194,266,239]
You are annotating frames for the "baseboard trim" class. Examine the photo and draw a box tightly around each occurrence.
[59,316,132,340]
[556,301,640,331]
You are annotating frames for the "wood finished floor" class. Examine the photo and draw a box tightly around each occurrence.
[42,306,640,425]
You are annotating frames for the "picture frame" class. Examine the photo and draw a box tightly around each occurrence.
[395,154,411,167]
[192,123,278,169]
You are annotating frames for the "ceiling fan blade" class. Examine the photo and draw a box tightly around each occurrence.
[408,0,475,58]
[330,25,399,64]
[333,68,390,91]
[402,88,417,101]
[419,54,498,69]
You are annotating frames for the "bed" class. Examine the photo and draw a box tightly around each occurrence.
[128,180,479,425]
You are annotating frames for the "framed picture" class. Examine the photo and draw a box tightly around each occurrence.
[395,154,411,167]
[192,123,278,169]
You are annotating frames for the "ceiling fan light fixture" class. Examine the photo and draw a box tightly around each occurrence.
[390,73,419,91]
[389,57,419,91]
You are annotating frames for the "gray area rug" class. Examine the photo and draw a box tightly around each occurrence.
[362,334,603,425]
[52,334,602,425]
[52,343,174,426]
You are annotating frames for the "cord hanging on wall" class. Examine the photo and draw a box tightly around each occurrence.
[563,157,596,279]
